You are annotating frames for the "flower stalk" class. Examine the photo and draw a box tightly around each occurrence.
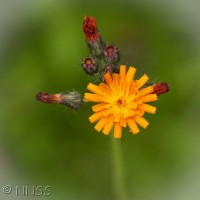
[110,132,128,200]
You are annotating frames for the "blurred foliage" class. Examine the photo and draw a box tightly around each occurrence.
[0,0,200,199]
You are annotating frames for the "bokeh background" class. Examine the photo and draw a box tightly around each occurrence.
[0,0,200,199]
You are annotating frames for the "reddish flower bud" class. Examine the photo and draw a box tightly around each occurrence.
[82,57,97,74]
[153,82,169,95]
[36,92,61,104]
[83,16,105,58]
[83,16,99,42]
[36,92,82,109]
[104,45,119,64]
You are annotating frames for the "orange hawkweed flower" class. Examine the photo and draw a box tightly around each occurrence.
[84,65,158,138]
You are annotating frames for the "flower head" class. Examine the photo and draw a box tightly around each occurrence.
[84,65,158,138]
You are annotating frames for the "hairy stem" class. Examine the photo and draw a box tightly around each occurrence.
[110,134,128,200]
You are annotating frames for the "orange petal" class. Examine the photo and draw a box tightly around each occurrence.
[138,104,156,114]
[120,117,127,127]
[120,65,126,80]
[127,118,140,134]
[134,115,149,128]
[136,86,154,99]
[104,72,113,86]
[89,112,102,123]
[127,101,137,109]
[114,113,120,122]
[92,103,107,112]
[113,74,120,86]
[141,94,158,103]
[136,110,145,116]
[136,74,149,89]
[84,93,100,102]
[114,123,122,138]
[94,117,107,132]
[102,115,114,135]
[99,83,110,93]
[125,67,136,84]
[101,109,111,116]
[87,83,103,95]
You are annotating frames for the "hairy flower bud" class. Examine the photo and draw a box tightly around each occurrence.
[83,16,105,58]
[104,45,119,65]
[83,16,99,42]
[60,91,82,109]
[152,82,169,95]
[36,92,61,104]
[82,57,97,74]
[36,91,82,109]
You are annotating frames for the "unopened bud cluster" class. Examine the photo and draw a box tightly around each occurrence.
[82,16,169,95]
[36,16,169,110]
[82,16,119,77]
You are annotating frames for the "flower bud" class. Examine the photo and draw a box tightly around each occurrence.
[82,57,97,75]
[83,16,99,42]
[36,91,82,109]
[83,16,105,58]
[152,82,169,95]
[36,92,61,104]
[104,45,119,65]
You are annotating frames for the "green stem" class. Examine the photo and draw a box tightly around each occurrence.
[110,134,128,200]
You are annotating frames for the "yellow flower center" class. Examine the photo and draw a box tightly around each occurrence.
[117,98,124,105]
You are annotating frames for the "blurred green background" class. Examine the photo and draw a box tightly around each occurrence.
[0,0,200,199]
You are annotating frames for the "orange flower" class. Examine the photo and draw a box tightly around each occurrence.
[84,65,158,138]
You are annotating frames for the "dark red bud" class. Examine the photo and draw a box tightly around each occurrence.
[36,92,82,109]
[153,82,169,95]
[83,16,99,42]
[36,92,61,104]
[82,57,97,74]
[104,45,119,65]
[104,45,119,58]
